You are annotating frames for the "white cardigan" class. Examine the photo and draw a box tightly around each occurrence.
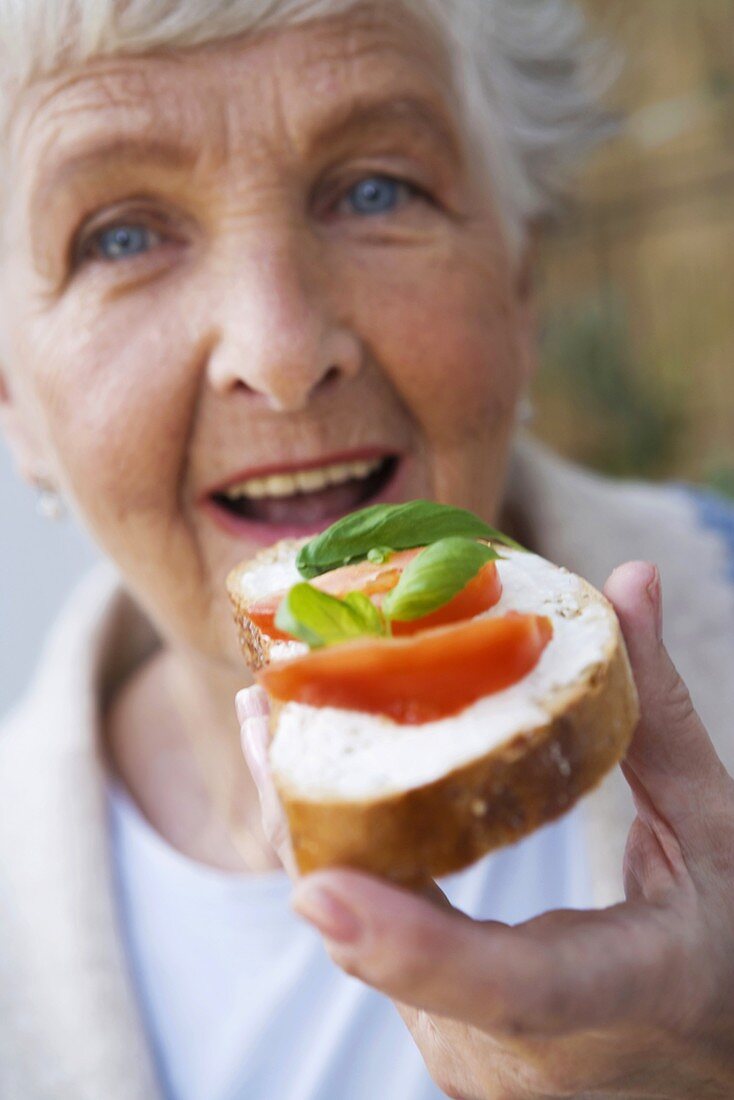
[2,434,732,1100]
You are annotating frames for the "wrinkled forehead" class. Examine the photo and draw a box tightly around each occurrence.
[6,7,463,196]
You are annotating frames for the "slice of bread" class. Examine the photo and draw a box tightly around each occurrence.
[227,542,639,885]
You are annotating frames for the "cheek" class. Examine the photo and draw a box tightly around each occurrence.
[20,289,198,533]
[343,237,523,445]
[9,284,223,651]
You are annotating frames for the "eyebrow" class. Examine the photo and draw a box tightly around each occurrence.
[29,135,199,220]
[308,94,463,161]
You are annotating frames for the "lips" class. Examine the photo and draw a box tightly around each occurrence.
[203,451,403,541]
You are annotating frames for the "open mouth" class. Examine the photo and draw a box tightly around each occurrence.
[208,454,401,533]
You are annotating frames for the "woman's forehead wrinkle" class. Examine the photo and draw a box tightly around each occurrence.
[205,5,460,155]
[15,70,210,219]
[256,22,461,163]
[326,5,454,97]
[11,63,160,164]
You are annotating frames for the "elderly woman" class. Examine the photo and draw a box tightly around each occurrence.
[1,1,733,1098]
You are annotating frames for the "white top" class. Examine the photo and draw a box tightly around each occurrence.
[108,781,593,1100]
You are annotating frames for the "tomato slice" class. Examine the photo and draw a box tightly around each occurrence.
[248,548,502,641]
[259,612,553,724]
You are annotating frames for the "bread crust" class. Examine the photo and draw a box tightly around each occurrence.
[227,540,306,671]
[228,548,639,885]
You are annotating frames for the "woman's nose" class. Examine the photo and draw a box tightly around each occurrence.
[206,242,363,412]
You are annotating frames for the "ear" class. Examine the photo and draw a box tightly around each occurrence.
[0,369,52,485]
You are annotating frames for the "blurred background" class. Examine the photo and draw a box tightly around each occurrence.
[1,0,733,718]
[533,0,734,492]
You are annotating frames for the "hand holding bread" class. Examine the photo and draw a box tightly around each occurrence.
[232,507,734,1097]
[237,561,734,1097]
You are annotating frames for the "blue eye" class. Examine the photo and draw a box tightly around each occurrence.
[94,224,158,261]
[346,176,409,216]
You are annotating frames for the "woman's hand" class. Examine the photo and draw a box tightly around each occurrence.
[236,561,734,1099]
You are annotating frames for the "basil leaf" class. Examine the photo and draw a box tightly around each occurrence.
[273,591,324,649]
[296,500,523,578]
[274,583,385,648]
[342,592,388,636]
[382,537,499,622]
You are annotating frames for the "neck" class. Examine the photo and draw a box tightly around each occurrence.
[105,643,281,873]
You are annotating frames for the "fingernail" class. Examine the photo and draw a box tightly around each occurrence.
[236,688,266,725]
[292,881,363,944]
[241,716,269,773]
[241,724,283,837]
[646,565,663,642]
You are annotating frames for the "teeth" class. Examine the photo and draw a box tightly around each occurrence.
[240,477,268,500]
[223,458,384,500]
[295,469,329,492]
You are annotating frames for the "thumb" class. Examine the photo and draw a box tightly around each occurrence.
[603,561,727,825]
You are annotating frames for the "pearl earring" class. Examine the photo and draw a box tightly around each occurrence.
[34,479,66,521]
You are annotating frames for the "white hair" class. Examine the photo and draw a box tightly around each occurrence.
[0,0,613,248]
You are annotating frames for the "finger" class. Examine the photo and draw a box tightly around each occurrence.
[240,715,280,834]
[237,694,297,877]
[236,686,278,836]
[417,880,454,911]
[241,715,297,876]
[291,869,687,1037]
[235,684,270,724]
[603,561,729,822]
